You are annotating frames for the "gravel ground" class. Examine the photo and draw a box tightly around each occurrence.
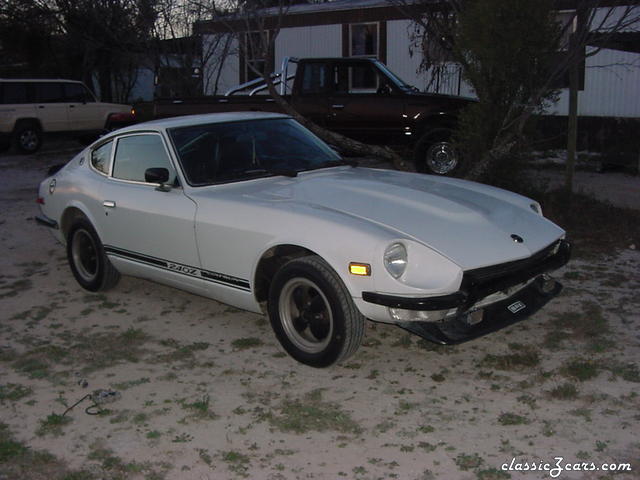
[1,145,639,480]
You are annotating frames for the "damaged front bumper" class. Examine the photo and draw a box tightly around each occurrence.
[362,239,571,345]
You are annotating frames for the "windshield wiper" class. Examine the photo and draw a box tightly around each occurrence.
[240,167,298,178]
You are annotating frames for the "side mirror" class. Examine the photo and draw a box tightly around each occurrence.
[145,167,172,191]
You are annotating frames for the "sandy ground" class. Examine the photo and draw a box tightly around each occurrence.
[1,145,639,480]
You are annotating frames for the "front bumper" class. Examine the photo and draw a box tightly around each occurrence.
[362,239,571,344]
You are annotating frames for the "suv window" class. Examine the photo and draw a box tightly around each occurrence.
[64,83,95,103]
[0,82,30,104]
[112,134,176,184]
[91,141,113,175]
[34,82,65,103]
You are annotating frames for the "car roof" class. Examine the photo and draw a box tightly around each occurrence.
[116,111,291,134]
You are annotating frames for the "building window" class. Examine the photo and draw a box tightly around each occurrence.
[350,23,379,57]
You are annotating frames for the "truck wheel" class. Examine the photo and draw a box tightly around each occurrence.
[13,122,43,154]
[415,129,461,175]
[268,256,365,367]
[67,219,120,292]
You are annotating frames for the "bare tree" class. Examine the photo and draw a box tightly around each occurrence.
[220,0,409,169]
[391,0,640,187]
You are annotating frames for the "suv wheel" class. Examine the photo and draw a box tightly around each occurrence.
[13,122,42,154]
[415,129,461,175]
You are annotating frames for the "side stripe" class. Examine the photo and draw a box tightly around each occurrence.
[104,245,251,292]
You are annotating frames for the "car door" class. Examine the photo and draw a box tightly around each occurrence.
[325,62,405,143]
[64,83,103,131]
[33,82,69,132]
[98,132,202,290]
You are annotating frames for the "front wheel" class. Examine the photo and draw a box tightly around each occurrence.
[414,129,461,175]
[67,219,120,292]
[268,256,365,367]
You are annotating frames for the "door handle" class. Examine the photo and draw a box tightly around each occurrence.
[69,105,75,108]
[38,105,45,109]
[331,104,345,110]
[103,200,116,208]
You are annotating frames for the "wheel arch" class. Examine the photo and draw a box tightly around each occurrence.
[13,117,43,132]
[253,244,319,309]
[59,203,102,242]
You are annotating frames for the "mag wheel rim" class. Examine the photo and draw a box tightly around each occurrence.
[426,141,458,174]
[20,130,39,151]
[72,229,98,282]
[279,277,333,354]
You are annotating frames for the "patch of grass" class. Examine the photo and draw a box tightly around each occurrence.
[259,389,362,435]
[180,394,219,421]
[601,360,640,383]
[562,358,599,381]
[0,383,33,402]
[87,440,163,477]
[497,413,530,426]
[480,344,540,371]
[0,423,89,478]
[146,430,162,439]
[221,450,251,477]
[36,413,72,437]
[455,453,484,471]
[156,339,210,363]
[549,382,579,400]
[69,327,151,372]
[112,377,150,390]
[477,468,511,480]
[0,279,33,299]
[392,334,413,348]
[231,337,263,350]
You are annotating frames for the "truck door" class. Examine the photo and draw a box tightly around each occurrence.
[33,82,69,132]
[325,61,405,144]
[289,61,331,127]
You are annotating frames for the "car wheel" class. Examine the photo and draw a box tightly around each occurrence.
[268,256,365,367]
[67,219,120,292]
[13,122,43,154]
[415,129,461,175]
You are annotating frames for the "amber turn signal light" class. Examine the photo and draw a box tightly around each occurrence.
[349,262,371,276]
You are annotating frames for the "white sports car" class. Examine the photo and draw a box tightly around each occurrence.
[37,112,570,367]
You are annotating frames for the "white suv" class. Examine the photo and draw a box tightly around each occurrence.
[0,79,135,153]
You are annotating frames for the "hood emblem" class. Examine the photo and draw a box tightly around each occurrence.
[511,234,524,243]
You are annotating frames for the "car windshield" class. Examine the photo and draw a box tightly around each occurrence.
[168,118,343,186]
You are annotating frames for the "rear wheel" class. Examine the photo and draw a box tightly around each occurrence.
[13,122,42,154]
[268,256,365,367]
[67,219,120,291]
[415,129,461,175]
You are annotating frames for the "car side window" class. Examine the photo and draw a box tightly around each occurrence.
[1,83,29,104]
[91,141,113,174]
[34,82,65,103]
[112,134,177,184]
[64,83,93,103]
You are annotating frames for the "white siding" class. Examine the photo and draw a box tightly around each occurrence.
[202,34,240,96]
[548,48,640,117]
[275,24,342,64]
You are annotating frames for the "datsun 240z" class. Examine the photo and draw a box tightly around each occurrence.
[36,112,570,367]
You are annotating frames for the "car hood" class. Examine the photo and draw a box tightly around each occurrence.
[208,168,565,270]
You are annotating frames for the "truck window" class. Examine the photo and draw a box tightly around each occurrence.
[64,83,95,103]
[34,82,65,103]
[335,63,380,93]
[0,83,29,104]
[301,63,329,94]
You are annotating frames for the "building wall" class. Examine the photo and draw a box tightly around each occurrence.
[548,48,640,117]
[202,34,240,96]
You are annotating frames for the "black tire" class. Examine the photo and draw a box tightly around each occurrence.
[414,128,462,175]
[13,122,43,154]
[0,139,10,153]
[267,255,365,367]
[67,219,120,292]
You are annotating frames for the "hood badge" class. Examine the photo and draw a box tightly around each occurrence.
[511,234,524,243]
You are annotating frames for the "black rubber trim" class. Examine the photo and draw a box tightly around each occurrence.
[103,245,251,291]
[361,291,466,310]
[35,214,58,229]
[398,276,562,345]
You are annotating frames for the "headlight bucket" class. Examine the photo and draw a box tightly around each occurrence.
[384,242,408,279]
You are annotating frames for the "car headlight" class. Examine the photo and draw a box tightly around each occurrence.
[384,242,408,279]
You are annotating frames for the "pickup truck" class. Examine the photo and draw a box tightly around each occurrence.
[154,57,473,175]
